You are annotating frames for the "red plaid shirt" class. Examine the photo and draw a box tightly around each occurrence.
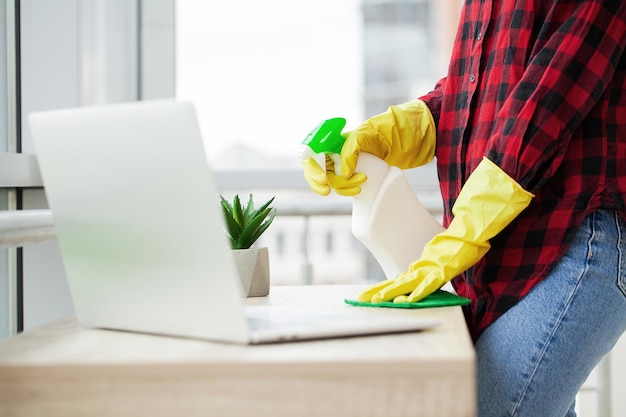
[420,1,626,342]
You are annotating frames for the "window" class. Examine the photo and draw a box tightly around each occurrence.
[0,0,175,339]
[1,0,458,338]
[176,0,457,285]
[176,0,455,168]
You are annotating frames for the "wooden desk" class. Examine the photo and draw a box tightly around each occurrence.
[0,285,475,417]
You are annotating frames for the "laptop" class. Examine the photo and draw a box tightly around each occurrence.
[28,100,440,344]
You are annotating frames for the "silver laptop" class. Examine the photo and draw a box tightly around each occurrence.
[28,100,440,344]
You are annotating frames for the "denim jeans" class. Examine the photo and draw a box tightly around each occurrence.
[475,209,626,417]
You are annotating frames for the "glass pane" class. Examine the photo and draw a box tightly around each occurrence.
[176,0,364,169]
[79,0,139,106]
[0,0,7,152]
[0,0,11,340]
[176,0,444,168]
[176,0,452,285]
[363,0,437,116]
[0,197,9,340]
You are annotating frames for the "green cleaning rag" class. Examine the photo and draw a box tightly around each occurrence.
[344,289,470,309]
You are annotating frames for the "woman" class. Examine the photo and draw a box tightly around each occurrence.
[303,2,626,415]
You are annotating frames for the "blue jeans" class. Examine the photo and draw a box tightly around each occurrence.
[475,209,626,417]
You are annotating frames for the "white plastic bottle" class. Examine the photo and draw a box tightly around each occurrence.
[351,153,444,279]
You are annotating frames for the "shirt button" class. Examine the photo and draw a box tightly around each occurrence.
[470,74,476,83]
[476,32,482,41]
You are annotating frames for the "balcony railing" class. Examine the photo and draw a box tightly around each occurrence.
[0,161,443,287]
[0,162,444,273]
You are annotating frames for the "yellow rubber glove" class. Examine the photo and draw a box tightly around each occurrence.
[301,156,367,197]
[340,99,437,178]
[357,157,534,304]
[302,99,436,197]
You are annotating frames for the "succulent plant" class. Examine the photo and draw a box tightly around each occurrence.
[220,194,276,250]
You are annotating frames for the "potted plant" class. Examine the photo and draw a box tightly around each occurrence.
[220,194,276,297]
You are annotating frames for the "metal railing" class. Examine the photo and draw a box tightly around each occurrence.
[0,162,443,246]
[0,209,55,248]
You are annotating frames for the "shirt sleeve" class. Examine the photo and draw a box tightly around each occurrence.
[419,77,447,128]
[485,2,626,192]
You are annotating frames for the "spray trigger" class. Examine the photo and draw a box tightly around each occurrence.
[299,117,347,175]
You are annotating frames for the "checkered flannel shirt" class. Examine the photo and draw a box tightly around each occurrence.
[419,0,626,341]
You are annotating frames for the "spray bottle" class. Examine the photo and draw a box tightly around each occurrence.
[299,118,444,279]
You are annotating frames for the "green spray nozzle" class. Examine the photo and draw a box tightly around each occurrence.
[299,117,347,174]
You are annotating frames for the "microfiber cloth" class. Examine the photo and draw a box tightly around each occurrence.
[344,289,470,309]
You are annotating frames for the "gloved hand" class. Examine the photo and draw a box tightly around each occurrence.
[358,157,534,303]
[301,155,367,197]
[302,99,436,197]
[339,99,437,179]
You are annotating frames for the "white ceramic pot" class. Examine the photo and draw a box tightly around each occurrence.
[231,246,270,297]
